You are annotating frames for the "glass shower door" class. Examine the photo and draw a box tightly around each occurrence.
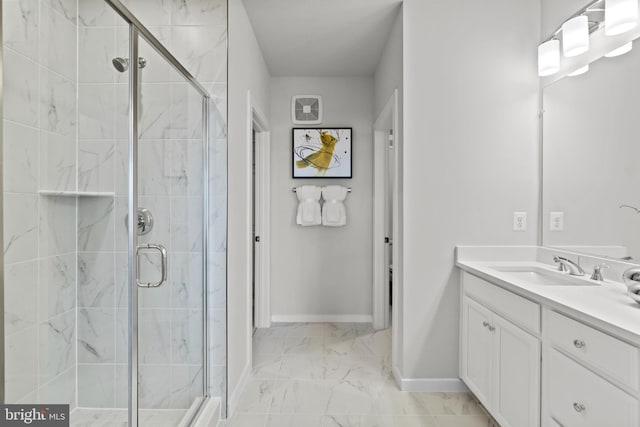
[131,35,206,425]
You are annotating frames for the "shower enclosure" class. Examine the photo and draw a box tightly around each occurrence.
[1,0,227,425]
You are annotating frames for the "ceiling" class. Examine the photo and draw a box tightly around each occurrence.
[242,0,402,77]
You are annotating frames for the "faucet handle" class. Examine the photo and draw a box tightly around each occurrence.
[590,263,609,281]
[553,256,567,272]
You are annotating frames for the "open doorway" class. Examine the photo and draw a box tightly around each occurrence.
[250,94,271,329]
[373,89,399,331]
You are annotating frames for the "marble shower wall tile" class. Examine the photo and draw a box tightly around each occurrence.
[78,140,115,192]
[4,117,39,193]
[3,48,39,127]
[5,326,38,403]
[78,307,115,363]
[40,131,76,192]
[171,0,226,26]
[79,27,116,84]
[79,0,117,27]
[3,193,38,264]
[77,197,115,252]
[170,197,203,252]
[38,367,76,410]
[40,68,76,137]
[171,252,203,309]
[39,196,76,257]
[139,365,172,409]
[120,0,171,27]
[170,365,203,409]
[78,251,115,307]
[4,260,38,336]
[79,84,116,139]
[170,84,203,140]
[78,364,116,408]
[139,84,171,140]
[39,310,76,384]
[40,2,77,82]
[3,0,40,61]
[138,308,171,364]
[170,139,204,196]
[49,0,78,24]
[39,253,76,319]
[171,26,227,83]
[171,309,203,365]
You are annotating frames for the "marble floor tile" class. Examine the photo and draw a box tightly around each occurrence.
[228,322,491,427]
[270,380,325,414]
[283,336,322,356]
[267,413,322,427]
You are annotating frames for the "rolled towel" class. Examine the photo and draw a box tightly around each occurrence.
[321,185,348,226]
[296,185,322,226]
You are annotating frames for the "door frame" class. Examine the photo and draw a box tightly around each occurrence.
[373,89,399,331]
[247,91,271,329]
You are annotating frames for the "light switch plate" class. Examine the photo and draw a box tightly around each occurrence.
[550,212,564,231]
[513,212,527,231]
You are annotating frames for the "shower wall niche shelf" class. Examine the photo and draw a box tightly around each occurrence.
[38,190,115,197]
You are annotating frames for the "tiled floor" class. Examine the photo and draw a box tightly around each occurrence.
[222,323,494,427]
[69,408,187,426]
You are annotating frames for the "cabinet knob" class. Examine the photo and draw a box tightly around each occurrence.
[573,339,586,349]
[488,325,495,332]
[483,321,490,328]
[573,402,586,413]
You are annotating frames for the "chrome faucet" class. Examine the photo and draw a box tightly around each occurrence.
[553,256,586,276]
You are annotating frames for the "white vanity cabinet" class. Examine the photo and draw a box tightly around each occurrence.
[542,310,640,427]
[461,273,541,427]
[459,269,640,427]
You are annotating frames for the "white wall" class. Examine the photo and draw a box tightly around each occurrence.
[269,77,374,321]
[227,0,271,408]
[400,0,540,382]
[373,7,403,371]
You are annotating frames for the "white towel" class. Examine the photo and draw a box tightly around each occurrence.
[321,185,348,226]
[296,185,321,226]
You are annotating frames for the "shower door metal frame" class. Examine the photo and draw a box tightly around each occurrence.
[0,0,5,404]
[103,1,212,425]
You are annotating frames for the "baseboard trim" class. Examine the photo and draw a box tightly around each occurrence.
[392,367,468,392]
[271,314,373,323]
[227,362,251,419]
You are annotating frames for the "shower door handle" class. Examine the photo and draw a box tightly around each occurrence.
[136,243,168,288]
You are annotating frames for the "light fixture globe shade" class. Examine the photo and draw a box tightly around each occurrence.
[538,39,560,76]
[562,16,589,57]
[605,41,633,56]
[605,0,638,36]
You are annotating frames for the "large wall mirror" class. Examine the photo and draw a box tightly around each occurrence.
[542,36,640,262]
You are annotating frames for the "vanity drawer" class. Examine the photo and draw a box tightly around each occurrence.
[463,273,540,335]
[546,348,639,427]
[546,310,639,391]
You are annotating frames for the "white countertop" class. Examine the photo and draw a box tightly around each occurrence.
[457,259,640,345]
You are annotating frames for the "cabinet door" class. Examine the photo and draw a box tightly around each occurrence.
[493,313,540,427]
[461,297,494,408]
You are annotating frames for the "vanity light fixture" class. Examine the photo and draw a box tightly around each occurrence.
[605,0,638,35]
[605,41,633,56]
[563,15,590,56]
[538,39,560,76]
[568,64,590,76]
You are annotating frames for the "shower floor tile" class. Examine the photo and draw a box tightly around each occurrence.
[70,408,187,426]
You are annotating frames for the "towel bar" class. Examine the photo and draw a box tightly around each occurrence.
[293,187,351,193]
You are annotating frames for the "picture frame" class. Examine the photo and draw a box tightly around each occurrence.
[292,127,353,179]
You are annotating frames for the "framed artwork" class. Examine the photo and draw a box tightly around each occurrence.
[292,128,352,178]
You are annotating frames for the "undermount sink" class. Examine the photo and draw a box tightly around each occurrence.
[490,266,600,287]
